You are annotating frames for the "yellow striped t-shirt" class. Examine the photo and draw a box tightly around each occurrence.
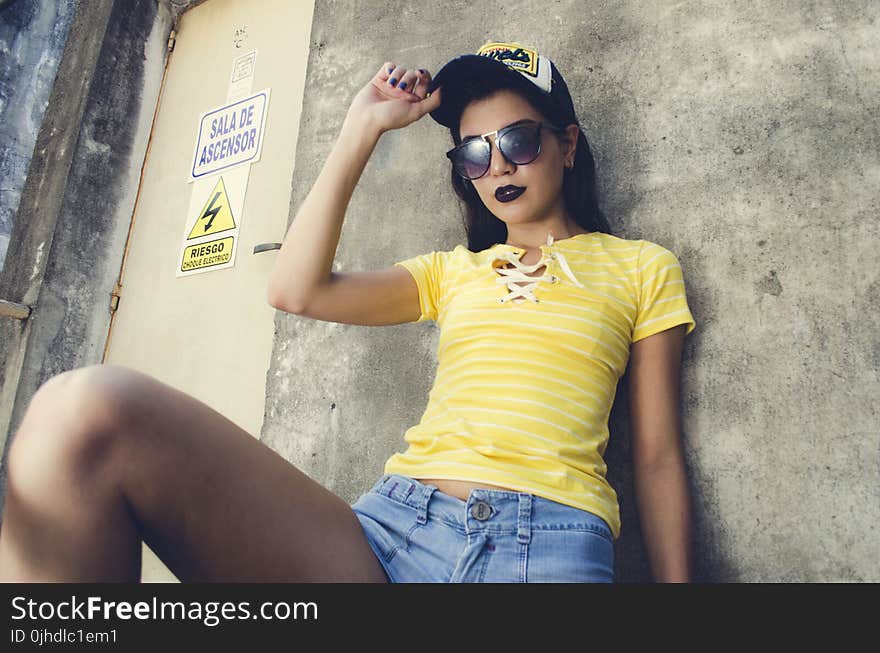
[386,231,696,539]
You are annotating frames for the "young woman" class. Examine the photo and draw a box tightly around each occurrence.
[0,43,696,583]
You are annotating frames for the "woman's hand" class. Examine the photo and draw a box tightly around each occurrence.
[346,62,442,136]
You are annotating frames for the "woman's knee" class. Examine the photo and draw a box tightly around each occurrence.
[8,364,144,487]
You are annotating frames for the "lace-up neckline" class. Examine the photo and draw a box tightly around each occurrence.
[492,233,586,304]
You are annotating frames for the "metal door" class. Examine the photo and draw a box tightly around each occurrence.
[103,0,315,582]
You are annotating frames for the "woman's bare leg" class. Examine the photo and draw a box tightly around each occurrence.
[0,363,389,582]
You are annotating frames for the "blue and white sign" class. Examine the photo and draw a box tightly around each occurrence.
[189,88,270,181]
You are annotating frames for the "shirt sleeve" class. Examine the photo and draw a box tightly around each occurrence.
[632,240,697,342]
[393,250,449,323]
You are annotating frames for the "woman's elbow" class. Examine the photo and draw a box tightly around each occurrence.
[267,284,305,314]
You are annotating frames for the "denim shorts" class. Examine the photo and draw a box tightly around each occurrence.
[351,473,615,583]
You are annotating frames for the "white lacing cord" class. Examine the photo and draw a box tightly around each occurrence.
[494,234,584,303]
[554,249,585,289]
[494,257,554,303]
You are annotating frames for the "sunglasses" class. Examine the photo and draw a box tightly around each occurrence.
[446,120,564,180]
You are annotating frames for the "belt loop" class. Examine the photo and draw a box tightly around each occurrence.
[373,474,390,494]
[517,493,532,544]
[416,482,437,525]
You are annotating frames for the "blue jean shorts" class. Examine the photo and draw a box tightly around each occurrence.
[351,473,615,583]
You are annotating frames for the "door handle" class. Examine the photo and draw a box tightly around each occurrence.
[253,242,281,254]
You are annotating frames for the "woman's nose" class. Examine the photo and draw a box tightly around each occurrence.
[487,136,514,176]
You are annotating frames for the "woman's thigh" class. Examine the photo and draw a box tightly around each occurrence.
[8,364,389,583]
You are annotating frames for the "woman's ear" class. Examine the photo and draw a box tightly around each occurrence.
[562,124,580,163]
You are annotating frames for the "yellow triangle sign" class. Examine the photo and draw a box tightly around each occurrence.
[188,176,236,239]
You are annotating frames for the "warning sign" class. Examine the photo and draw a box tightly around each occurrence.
[177,165,249,278]
[177,61,264,276]
[187,176,236,239]
[181,236,234,272]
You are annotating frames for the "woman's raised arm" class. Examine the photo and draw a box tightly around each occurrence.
[267,62,441,325]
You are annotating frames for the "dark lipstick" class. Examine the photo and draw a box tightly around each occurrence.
[495,185,526,203]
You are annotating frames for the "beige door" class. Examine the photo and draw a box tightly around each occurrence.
[103,0,315,582]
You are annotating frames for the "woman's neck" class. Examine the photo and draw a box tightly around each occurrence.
[504,216,588,250]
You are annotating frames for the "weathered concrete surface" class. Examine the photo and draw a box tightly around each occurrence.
[0,0,77,272]
[0,0,172,506]
[262,0,879,581]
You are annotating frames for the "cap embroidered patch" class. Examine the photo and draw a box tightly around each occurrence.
[477,42,539,76]
[475,41,552,93]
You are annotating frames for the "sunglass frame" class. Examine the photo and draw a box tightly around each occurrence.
[446,120,564,180]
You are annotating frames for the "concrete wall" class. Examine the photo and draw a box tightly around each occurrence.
[262,0,879,582]
[0,0,77,271]
[1,0,877,582]
[0,0,174,505]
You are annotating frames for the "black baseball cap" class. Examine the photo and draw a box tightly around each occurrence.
[427,41,579,129]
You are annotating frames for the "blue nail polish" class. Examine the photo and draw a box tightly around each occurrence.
[389,77,397,86]
[399,81,407,90]
[388,68,393,73]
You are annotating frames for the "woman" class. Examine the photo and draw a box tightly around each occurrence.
[0,43,695,583]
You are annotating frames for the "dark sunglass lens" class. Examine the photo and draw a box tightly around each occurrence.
[501,124,542,165]
[454,140,491,179]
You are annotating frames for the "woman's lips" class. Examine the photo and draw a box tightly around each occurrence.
[495,185,526,203]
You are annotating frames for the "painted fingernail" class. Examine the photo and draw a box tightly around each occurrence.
[418,69,426,74]
[388,68,393,73]
[389,77,397,86]
[398,81,407,90]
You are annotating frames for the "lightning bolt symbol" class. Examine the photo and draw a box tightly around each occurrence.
[202,192,221,231]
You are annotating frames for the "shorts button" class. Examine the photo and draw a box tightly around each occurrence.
[470,501,492,520]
